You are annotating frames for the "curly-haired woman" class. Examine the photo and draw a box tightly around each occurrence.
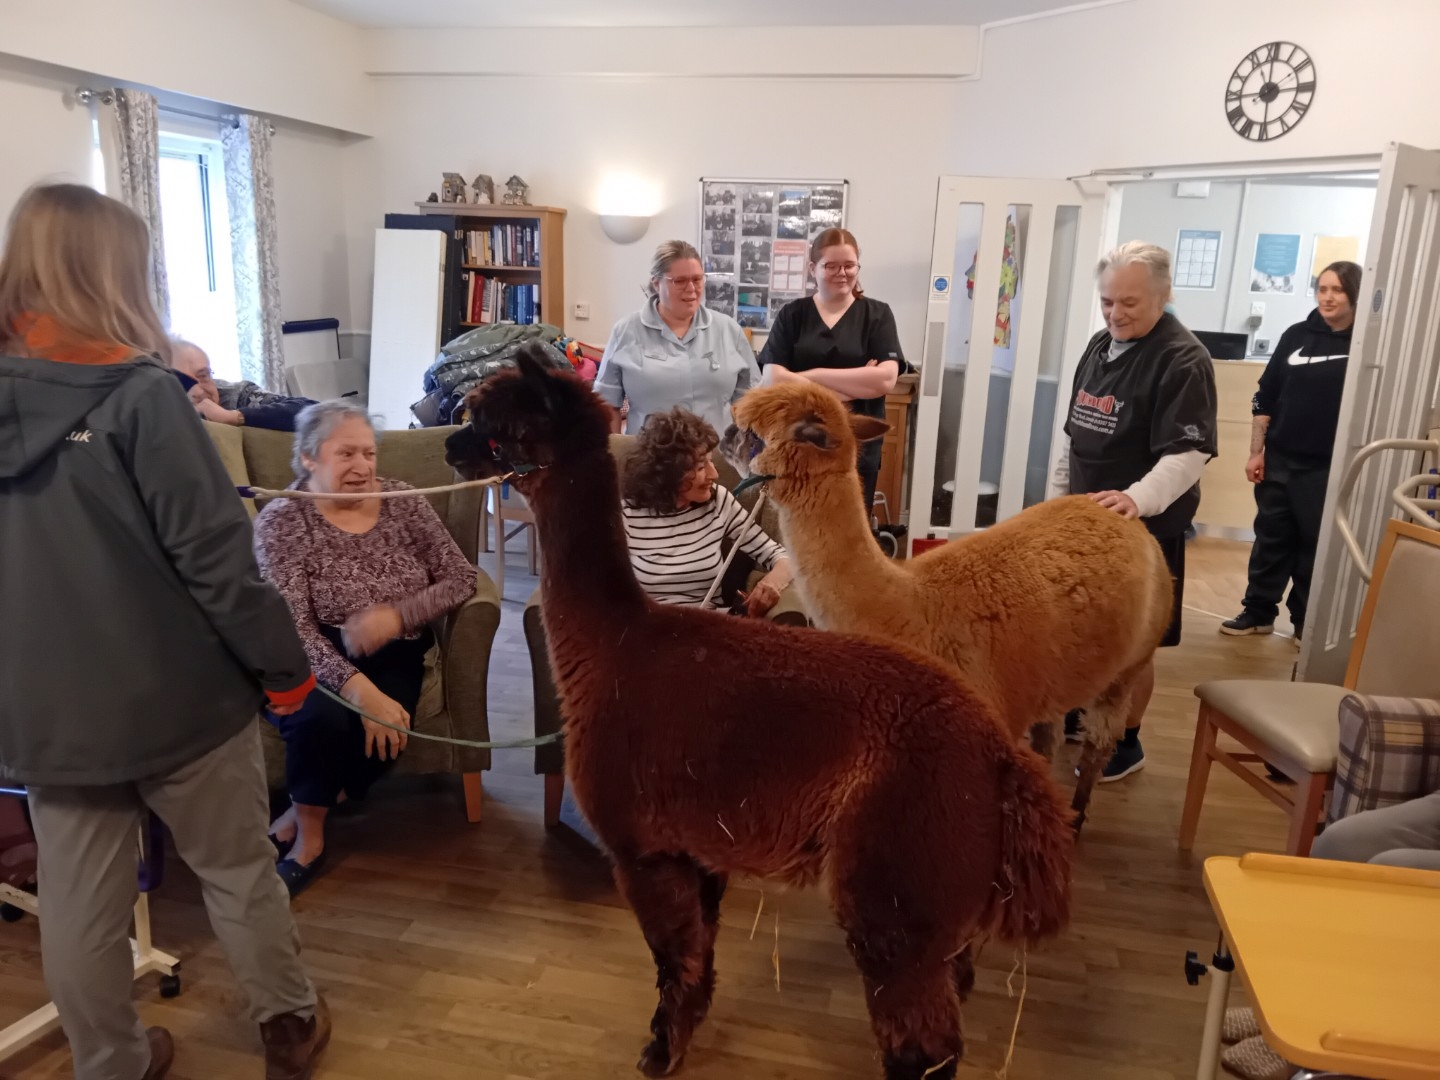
[622,407,792,617]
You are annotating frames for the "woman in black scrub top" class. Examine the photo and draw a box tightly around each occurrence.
[758,228,904,515]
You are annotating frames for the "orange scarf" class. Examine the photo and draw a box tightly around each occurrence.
[13,313,136,366]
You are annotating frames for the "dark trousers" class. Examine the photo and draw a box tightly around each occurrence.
[857,440,882,518]
[267,625,431,808]
[1243,449,1329,629]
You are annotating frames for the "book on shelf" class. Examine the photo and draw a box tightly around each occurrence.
[461,223,541,268]
[461,271,541,326]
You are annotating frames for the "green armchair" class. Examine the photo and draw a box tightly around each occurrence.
[204,421,501,822]
[525,433,807,827]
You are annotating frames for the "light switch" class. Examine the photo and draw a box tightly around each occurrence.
[574,302,591,320]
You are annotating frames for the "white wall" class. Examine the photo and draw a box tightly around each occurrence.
[0,56,98,216]
[950,0,1440,177]
[271,124,362,328]
[1,0,371,133]
[347,74,954,361]
[1116,178,1374,346]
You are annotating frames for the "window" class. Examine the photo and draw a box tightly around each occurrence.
[158,132,242,381]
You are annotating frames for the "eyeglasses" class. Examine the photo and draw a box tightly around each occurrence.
[665,275,706,292]
[818,261,860,275]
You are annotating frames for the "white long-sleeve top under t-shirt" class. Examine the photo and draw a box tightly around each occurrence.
[1048,436,1208,517]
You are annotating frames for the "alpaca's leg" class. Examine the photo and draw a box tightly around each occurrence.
[1072,658,1150,830]
[613,853,710,1078]
[697,869,728,1014]
[950,944,976,1004]
[851,949,963,1080]
[1072,738,1107,831]
[1028,720,1057,761]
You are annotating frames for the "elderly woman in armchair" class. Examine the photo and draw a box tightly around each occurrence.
[253,401,477,895]
[621,407,793,616]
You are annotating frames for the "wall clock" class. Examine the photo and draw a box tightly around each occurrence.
[1226,42,1315,142]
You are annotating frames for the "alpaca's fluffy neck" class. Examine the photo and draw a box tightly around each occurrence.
[528,444,648,630]
[775,468,909,618]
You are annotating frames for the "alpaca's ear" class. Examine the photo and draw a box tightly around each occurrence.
[792,419,833,450]
[515,345,565,416]
[850,415,891,444]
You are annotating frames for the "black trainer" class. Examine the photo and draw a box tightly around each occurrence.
[1097,739,1145,783]
[1220,611,1275,636]
[1063,709,1085,743]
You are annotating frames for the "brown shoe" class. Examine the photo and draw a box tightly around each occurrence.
[260,996,331,1080]
[141,1026,175,1079]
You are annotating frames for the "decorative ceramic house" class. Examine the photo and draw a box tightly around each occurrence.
[471,174,495,204]
[503,175,531,205]
[440,173,468,203]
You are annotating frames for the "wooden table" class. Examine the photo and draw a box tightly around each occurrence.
[1198,853,1440,1080]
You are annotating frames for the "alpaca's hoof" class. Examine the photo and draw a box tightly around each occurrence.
[638,1040,682,1077]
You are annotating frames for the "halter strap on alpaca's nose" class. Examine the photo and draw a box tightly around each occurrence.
[732,473,775,496]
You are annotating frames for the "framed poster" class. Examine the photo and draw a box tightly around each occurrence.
[699,178,848,331]
[1251,232,1302,294]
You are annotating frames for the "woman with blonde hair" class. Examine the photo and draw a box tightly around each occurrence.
[0,184,329,1080]
[595,239,760,434]
[759,227,905,515]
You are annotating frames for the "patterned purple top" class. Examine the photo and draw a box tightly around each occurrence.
[253,479,475,690]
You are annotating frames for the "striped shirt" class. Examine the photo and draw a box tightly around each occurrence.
[622,485,785,608]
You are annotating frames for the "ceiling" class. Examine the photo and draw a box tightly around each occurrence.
[294,0,1094,29]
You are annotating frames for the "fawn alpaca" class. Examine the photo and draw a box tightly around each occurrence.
[727,381,1174,825]
[445,349,1074,1080]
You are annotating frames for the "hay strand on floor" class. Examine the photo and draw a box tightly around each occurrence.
[997,948,1028,1079]
[772,904,781,991]
[749,891,765,940]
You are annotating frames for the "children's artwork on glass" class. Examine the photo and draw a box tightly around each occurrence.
[993,212,1018,348]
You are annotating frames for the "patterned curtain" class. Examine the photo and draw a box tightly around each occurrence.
[222,114,285,390]
[108,89,170,325]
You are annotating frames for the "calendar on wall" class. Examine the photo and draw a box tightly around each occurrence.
[699,178,849,331]
[1174,228,1222,290]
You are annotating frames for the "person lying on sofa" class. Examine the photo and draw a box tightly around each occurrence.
[170,338,316,432]
[253,401,477,895]
[621,407,792,617]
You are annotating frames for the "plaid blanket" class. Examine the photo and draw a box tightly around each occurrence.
[1329,694,1440,823]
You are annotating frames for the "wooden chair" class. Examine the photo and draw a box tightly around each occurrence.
[487,481,538,597]
[1180,520,1440,856]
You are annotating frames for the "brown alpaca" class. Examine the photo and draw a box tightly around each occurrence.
[727,381,1174,825]
[445,349,1074,1080]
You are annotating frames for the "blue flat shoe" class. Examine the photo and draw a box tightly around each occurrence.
[275,851,327,897]
[269,833,294,859]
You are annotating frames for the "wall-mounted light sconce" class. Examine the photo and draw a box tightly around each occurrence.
[596,171,660,245]
[599,214,651,244]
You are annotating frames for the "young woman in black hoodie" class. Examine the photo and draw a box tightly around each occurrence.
[1222,260,1362,641]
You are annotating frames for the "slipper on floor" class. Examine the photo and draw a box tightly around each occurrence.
[1221,1035,1293,1080]
[1223,1005,1261,1044]
[275,851,327,897]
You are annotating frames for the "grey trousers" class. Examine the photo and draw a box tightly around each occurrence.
[1311,790,1440,871]
[26,723,317,1080]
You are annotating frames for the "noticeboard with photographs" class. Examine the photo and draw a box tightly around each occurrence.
[699,178,848,332]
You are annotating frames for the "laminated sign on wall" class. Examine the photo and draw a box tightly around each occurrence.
[699,178,848,331]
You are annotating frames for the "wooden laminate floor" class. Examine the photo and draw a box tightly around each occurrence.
[2,537,1303,1080]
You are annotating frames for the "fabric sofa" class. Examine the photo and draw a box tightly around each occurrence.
[204,421,500,822]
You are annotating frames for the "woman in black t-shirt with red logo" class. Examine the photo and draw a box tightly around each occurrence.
[1050,241,1219,784]
[758,228,905,516]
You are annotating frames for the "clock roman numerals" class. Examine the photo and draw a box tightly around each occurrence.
[1225,41,1315,142]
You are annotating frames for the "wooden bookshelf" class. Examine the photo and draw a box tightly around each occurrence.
[414,202,566,339]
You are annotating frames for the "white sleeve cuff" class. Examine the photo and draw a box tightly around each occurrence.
[1047,433,1071,500]
[1124,450,1210,518]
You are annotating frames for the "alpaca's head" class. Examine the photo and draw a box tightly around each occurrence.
[445,344,613,489]
[725,382,888,504]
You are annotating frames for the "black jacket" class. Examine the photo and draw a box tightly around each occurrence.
[1252,309,1352,465]
[0,355,312,785]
